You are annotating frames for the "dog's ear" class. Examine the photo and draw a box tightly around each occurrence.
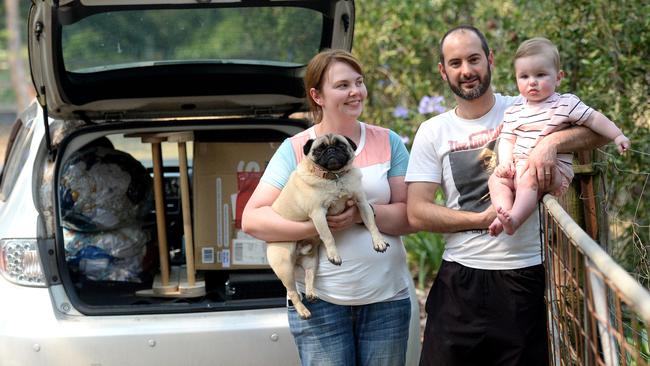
[303,139,315,156]
[344,136,357,151]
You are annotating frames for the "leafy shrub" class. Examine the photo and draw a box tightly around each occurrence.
[404,231,444,291]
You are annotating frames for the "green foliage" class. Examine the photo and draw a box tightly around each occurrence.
[1,5,13,107]
[354,0,451,142]
[0,1,31,109]
[402,188,447,290]
[403,231,444,291]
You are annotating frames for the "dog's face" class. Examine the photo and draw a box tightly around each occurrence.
[303,134,357,171]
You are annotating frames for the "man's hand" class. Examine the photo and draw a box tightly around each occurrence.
[481,204,497,228]
[408,182,497,233]
[523,137,557,192]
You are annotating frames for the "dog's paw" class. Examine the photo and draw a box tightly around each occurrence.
[297,308,312,320]
[327,255,342,266]
[373,241,390,253]
[292,300,312,319]
[306,293,319,302]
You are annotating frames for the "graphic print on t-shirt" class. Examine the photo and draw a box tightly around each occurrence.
[448,136,497,213]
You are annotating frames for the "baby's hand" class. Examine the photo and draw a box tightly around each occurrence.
[614,134,631,154]
[494,162,515,178]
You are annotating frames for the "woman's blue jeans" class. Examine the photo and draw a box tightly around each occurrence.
[288,297,411,366]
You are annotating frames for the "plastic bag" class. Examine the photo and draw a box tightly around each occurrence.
[64,226,149,282]
[59,146,153,232]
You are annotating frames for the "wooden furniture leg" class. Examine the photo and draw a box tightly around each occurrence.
[144,136,177,294]
[168,132,205,297]
[129,132,203,298]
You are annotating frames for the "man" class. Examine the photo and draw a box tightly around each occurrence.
[405,25,607,366]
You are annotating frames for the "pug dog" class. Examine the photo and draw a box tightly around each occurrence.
[267,133,388,319]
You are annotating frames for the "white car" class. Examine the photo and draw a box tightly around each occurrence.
[0,1,420,365]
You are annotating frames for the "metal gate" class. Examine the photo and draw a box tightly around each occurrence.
[542,195,650,365]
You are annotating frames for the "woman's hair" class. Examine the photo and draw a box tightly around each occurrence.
[514,37,561,71]
[303,49,364,124]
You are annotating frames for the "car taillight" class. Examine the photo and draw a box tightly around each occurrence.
[0,239,46,287]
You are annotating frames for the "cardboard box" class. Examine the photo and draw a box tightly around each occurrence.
[193,142,279,270]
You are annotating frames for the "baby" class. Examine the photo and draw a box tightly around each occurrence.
[488,37,630,236]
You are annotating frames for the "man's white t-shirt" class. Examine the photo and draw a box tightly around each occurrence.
[405,93,543,270]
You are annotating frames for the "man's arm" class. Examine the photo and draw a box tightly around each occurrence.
[407,182,495,233]
[525,126,609,191]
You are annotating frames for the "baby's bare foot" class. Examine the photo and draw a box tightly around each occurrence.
[497,207,520,235]
[489,217,503,236]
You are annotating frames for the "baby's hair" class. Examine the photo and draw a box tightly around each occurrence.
[514,37,561,71]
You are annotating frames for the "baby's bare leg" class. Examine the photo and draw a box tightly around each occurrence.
[499,168,539,235]
[488,173,515,236]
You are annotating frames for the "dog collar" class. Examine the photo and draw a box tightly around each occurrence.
[312,165,341,180]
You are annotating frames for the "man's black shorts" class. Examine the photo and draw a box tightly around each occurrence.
[419,260,549,366]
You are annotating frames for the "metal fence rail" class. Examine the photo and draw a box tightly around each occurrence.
[542,195,650,366]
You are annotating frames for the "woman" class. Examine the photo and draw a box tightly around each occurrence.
[242,49,416,366]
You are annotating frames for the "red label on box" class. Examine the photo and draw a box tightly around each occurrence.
[235,171,262,229]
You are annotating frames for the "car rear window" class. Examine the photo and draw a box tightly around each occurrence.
[61,6,323,73]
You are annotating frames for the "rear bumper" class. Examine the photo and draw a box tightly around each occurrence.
[0,281,299,366]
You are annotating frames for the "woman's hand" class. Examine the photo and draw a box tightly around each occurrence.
[326,200,361,232]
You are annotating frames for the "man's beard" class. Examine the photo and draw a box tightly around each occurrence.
[447,68,491,101]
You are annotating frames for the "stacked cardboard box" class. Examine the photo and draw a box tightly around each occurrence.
[193,142,279,270]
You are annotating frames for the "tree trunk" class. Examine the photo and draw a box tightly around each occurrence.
[5,0,35,112]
